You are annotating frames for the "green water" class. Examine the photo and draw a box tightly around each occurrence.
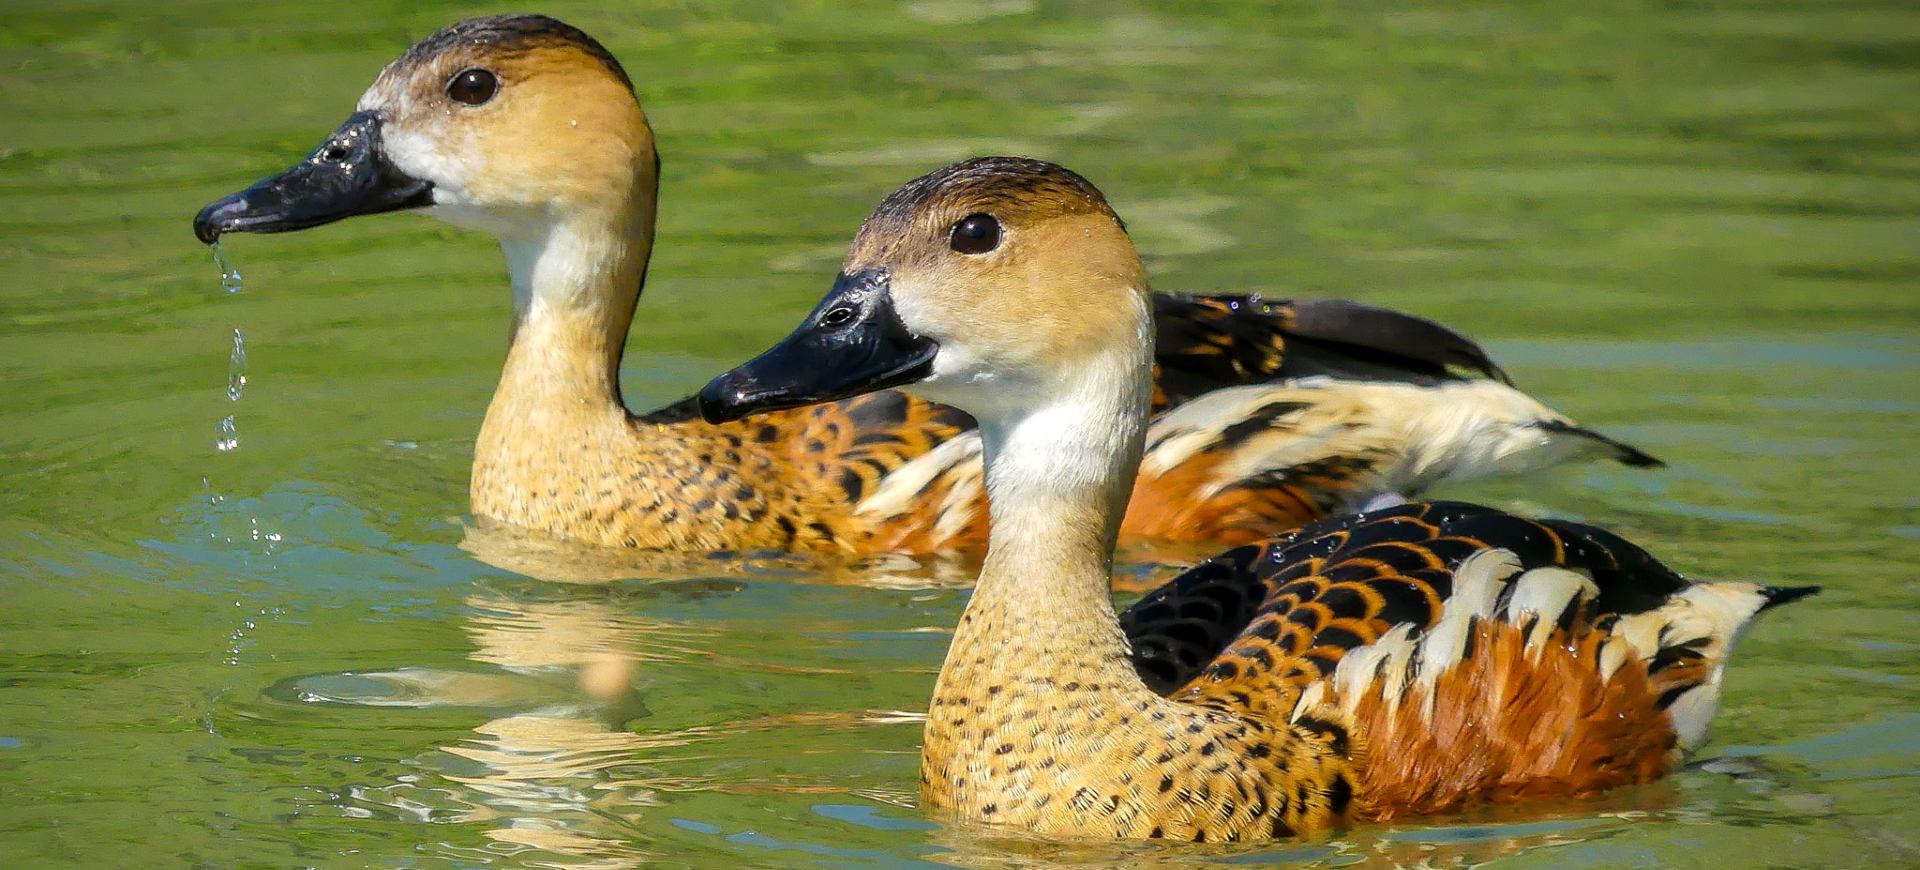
[3,0,1917,867]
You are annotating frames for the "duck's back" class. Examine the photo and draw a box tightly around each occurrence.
[1121,501,1813,820]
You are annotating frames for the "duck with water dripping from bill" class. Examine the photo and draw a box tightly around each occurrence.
[193,14,1661,557]
[697,156,1816,841]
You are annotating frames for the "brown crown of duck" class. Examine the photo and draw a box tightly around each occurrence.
[375,17,651,236]
[867,158,1147,371]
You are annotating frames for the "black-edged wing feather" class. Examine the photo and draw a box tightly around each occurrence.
[1120,501,1687,695]
[1282,298,1512,386]
[1148,295,1510,412]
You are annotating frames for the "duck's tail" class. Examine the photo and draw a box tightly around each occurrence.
[1601,581,1819,751]
[1759,584,1824,611]
[1136,378,1665,517]
[1533,419,1665,468]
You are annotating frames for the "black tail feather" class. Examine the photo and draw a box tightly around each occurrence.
[1758,585,1822,611]
[1535,419,1666,468]
[1284,298,1514,385]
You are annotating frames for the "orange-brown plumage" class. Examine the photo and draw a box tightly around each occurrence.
[1347,620,1675,819]
[1118,448,1327,546]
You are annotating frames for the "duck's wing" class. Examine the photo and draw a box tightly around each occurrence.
[1128,501,1688,695]
[762,391,976,543]
[1117,374,1666,547]
[1119,536,1297,695]
[1128,500,1813,817]
[1149,295,1512,412]
[1130,296,1661,540]
[634,391,971,552]
[1123,501,1508,694]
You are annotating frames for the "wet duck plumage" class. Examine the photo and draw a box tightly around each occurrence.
[696,156,1813,840]
[194,15,1658,556]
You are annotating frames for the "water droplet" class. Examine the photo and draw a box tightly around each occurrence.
[211,243,244,294]
[213,328,248,452]
[214,415,238,452]
[226,328,247,401]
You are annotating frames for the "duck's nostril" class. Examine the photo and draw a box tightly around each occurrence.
[321,145,349,162]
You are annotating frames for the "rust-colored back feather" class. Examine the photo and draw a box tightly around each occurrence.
[1347,620,1675,819]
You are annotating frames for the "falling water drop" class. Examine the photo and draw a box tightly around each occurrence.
[212,242,244,294]
[214,415,238,452]
[226,328,247,402]
[214,327,247,452]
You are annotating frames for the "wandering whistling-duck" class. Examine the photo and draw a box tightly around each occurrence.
[193,15,1660,556]
[697,157,1815,840]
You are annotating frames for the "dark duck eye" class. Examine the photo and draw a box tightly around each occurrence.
[819,306,856,328]
[447,68,498,106]
[949,213,1001,254]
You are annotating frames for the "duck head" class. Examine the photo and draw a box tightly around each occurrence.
[699,157,1152,425]
[193,14,656,259]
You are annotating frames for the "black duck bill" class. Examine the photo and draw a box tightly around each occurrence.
[698,269,938,423]
[192,112,433,244]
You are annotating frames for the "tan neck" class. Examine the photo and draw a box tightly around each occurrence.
[925,343,1159,768]
[965,371,1149,648]
[483,180,656,438]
